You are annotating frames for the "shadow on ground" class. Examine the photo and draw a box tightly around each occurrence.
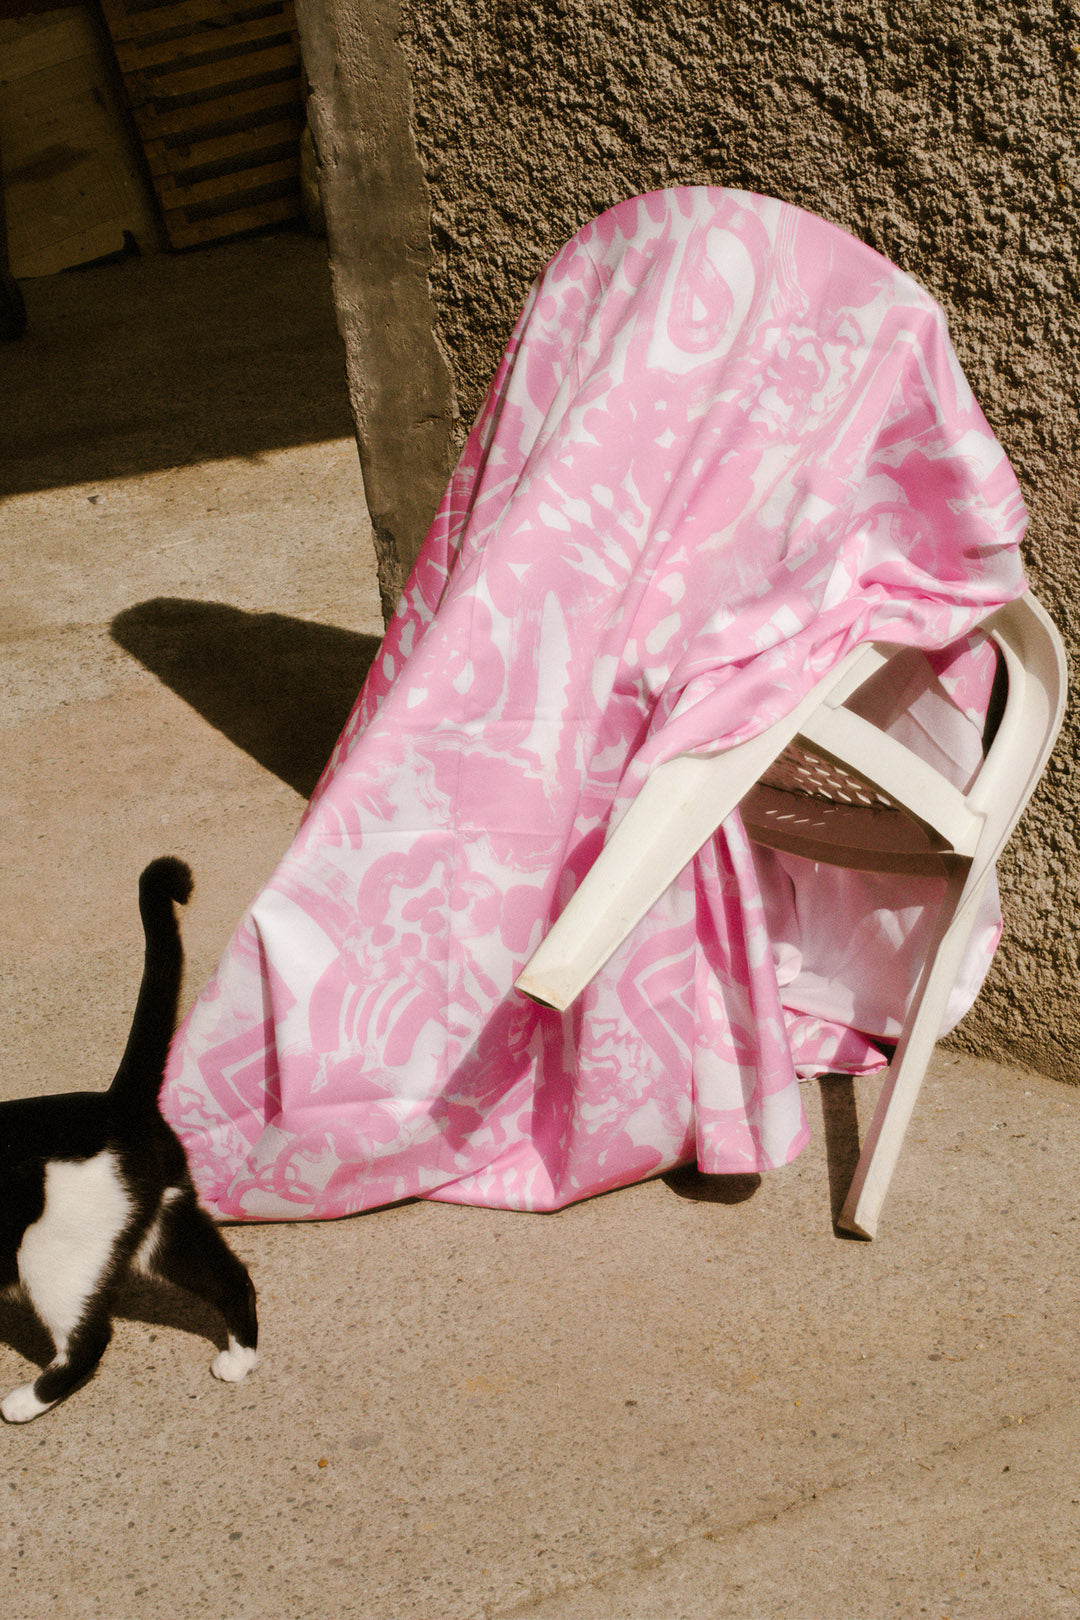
[662,1167,762,1204]
[817,1073,865,1232]
[0,231,353,497]
[0,1272,228,1386]
[662,1074,867,1234]
[111,598,379,798]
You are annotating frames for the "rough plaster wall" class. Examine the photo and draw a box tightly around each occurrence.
[390,0,1079,1080]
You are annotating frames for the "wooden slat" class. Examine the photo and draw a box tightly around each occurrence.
[114,14,296,70]
[97,0,305,250]
[127,77,302,140]
[140,112,303,178]
[11,218,130,280]
[164,190,299,247]
[0,9,163,272]
[1,9,99,80]
[156,152,296,209]
[126,40,299,101]
[99,0,290,45]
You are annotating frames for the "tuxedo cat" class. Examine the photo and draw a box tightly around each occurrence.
[0,857,257,1422]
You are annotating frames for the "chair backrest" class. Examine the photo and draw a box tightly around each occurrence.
[741,592,1067,903]
[963,592,1068,865]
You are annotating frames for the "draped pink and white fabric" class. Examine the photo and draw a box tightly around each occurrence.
[162,187,1027,1220]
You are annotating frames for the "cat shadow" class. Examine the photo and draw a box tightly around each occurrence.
[111,597,381,798]
[0,1274,228,1375]
[113,1273,232,1352]
[0,1294,54,1368]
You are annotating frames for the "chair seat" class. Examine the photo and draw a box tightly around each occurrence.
[758,740,898,806]
[741,781,951,874]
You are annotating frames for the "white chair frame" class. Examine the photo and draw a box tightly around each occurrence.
[515,592,1067,1238]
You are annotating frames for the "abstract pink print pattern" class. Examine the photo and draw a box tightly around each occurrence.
[162,187,1027,1220]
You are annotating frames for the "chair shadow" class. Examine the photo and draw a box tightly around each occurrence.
[661,1075,872,1235]
[816,1072,870,1239]
[662,1166,762,1204]
[111,597,381,798]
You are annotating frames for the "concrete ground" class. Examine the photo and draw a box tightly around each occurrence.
[2,231,1079,1620]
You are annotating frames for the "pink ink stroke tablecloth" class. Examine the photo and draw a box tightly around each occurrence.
[162,187,1027,1220]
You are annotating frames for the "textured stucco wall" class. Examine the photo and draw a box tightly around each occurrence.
[311,0,1080,1079]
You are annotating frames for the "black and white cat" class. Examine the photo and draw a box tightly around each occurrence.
[0,857,258,1422]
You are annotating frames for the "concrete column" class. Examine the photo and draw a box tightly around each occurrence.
[294,0,456,621]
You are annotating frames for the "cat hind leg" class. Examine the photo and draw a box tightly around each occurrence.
[2,1301,112,1423]
[3,1155,128,1422]
[147,1191,258,1383]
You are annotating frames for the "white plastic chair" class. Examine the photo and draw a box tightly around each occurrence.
[515,592,1066,1238]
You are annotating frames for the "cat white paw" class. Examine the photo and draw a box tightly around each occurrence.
[211,1341,258,1383]
[2,1383,52,1423]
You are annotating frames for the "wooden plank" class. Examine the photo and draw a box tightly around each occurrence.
[112,13,296,71]
[132,78,302,139]
[155,151,296,209]
[139,112,302,178]
[94,0,305,250]
[10,217,130,280]
[99,0,292,46]
[164,189,299,247]
[126,40,300,102]
[0,14,162,273]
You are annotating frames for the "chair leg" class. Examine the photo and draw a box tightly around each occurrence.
[837,866,985,1239]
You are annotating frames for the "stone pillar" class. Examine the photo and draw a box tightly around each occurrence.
[294,0,456,621]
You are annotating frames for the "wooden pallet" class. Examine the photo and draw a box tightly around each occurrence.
[97,0,306,249]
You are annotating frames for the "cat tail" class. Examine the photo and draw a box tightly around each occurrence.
[108,857,194,1114]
